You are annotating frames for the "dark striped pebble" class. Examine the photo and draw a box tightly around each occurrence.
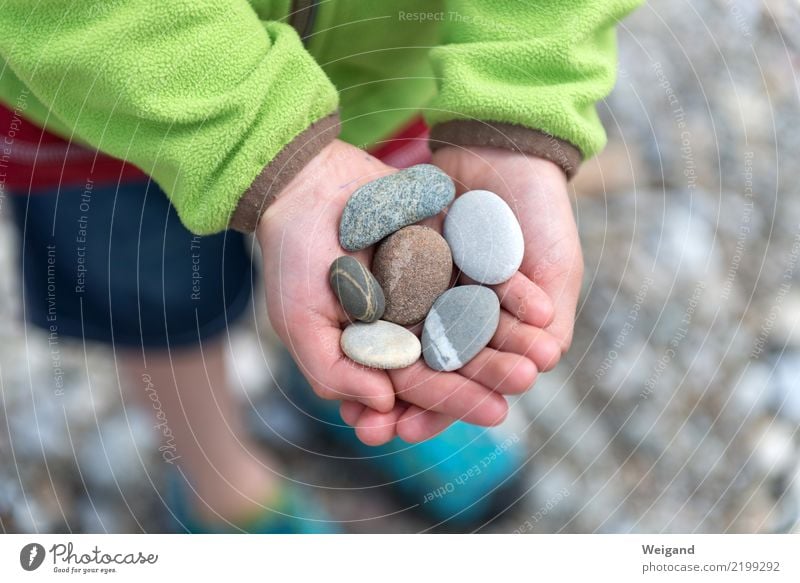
[329,256,385,322]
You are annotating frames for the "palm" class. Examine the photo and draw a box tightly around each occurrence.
[340,147,583,445]
[432,146,583,354]
[258,145,396,412]
[258,141,535,446]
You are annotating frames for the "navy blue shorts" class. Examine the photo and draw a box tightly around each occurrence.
[8,180,255,348]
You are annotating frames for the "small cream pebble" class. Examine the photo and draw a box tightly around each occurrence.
[341,321,421,369]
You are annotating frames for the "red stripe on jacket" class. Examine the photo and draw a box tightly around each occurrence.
[1,103,429,195]
[0,104,145,193]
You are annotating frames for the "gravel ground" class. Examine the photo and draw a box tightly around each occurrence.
[1,0,799,533]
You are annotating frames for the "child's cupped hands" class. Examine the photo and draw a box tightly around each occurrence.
[257,140,579,446]
[339,146,583,444]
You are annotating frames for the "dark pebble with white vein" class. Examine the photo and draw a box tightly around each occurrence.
[338,164,455,251]
[329,256,385,322]
[422,285,500,372]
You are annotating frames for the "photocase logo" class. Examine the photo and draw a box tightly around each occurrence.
[19,543,46,571]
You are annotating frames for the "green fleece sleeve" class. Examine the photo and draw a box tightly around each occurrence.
[426,0,641,177]
[0,1,339,234]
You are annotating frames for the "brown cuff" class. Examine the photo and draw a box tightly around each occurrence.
[429,120,583,180]
[229,112,340,233]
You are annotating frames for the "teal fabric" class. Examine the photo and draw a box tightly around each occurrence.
[286,359,524,528]
[167,472,339,534]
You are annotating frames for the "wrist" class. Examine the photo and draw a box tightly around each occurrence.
[256,139,394,245]
[432,145,567,192]
[429,122,582,180]
[255,139,352,242]
[231,114,341,234]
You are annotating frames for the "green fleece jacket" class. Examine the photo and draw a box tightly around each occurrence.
[0,0,640,234]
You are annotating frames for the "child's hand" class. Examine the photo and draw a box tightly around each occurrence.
[340,146,582,444]
[256,140,536,444]
[433,146,584,368]
[256,140,395,413]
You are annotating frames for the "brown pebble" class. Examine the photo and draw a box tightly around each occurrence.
[372,226,453,325]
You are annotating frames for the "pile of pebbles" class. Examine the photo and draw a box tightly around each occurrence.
[329,164,524,372]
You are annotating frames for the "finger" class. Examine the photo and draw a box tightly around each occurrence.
[543,269,582,353]
[490,311,562,372]
[396,406,455,443]
[528,246,584,353]
[353,403,406,446]
[290,313,395,413]
[339,401,365,426]
[492,272,554,328]
[388,362,508,426]
[457,347,537,395]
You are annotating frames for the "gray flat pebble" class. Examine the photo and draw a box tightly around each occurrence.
[422,285,500,372]
[341,321,421,369]
[329,256,385,323]
[339,165,455,251]
[444,190,524,285]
